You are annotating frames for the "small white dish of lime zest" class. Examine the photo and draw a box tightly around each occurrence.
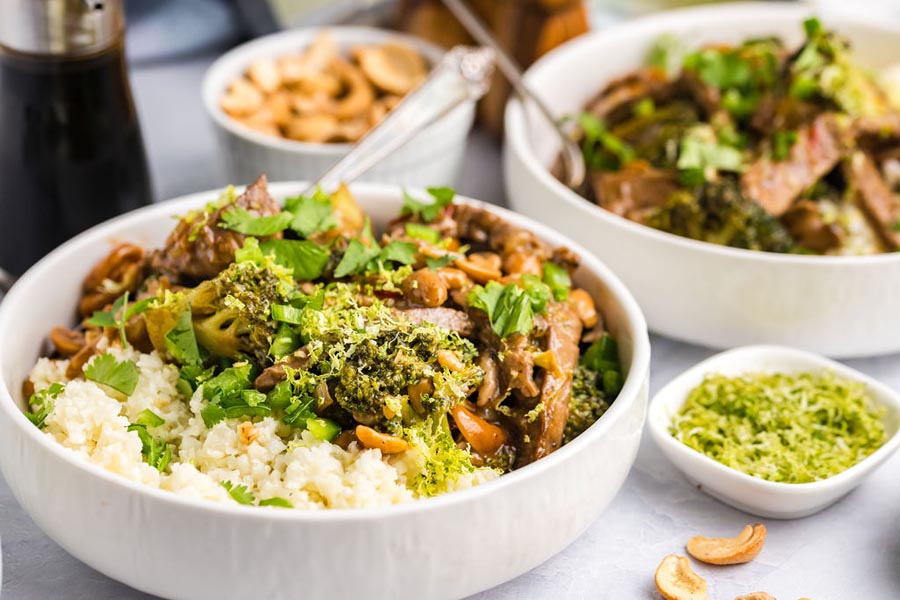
[649,345,900,519]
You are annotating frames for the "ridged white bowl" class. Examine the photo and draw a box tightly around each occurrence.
[504,2,900,358]
[0,183,650,600]
[203,28,476,187]
[649,345,900,519]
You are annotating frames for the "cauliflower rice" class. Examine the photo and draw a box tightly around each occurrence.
[28,345,497,510]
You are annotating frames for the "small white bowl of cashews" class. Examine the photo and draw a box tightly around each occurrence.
[202,27,476,187]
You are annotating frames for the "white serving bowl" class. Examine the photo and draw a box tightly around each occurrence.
[504,2,900,358]
[0,183,650,600]
[203,27,476,187]
[648,345,900,519]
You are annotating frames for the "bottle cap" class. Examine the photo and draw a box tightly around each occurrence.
[0,0,123,56]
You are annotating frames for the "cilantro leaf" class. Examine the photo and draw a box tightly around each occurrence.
[84,354,139,396]
[378,241,417,266]
[402,187,456,222]
[221,480,255,505]
[25,382,64,428]
[677,126,745,184]
[201,403,227,428]
[426,254,454,270]
[259,497,293,508]
[219,207,293,236]
[234,237,265,264]
[578,113,635,171]
[260,238,330,280]
[134,408,165,428]
[165,308,202,366]
[285,193,337,238]
[334,239,381,278]
[127,423,172,472]
[468,281,536,338]
[202,363,254,406]
[86,292,153,348]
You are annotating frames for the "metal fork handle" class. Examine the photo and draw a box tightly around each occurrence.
[304,45,496,196]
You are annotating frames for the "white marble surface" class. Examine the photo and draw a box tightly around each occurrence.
[2,52,899,600]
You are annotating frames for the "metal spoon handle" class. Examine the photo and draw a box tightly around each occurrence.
[440,0,586,189]
[305,45,495,196]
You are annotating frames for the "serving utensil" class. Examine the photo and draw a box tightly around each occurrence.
[439,0,586,190]
[305,45,495,195]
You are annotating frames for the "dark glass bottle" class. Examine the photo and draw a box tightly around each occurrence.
[0,0,152,276]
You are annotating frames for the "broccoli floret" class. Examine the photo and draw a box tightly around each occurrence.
[563,365,611,445]
[645,182,794,252]
[144,258,294,365]
[187,260,293,363]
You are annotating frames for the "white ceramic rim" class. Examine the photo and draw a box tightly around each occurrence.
[505,1,900,267]
[0,182,651,523]
[649,344,900,494]
[201,26,454,155]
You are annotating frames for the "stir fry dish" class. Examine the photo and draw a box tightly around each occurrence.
[22,176,622,509]
[568,18,900,254]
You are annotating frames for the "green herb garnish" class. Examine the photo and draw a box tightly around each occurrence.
[259,497,293,508]
[402,187,455,222]
[284,192,337,238]
[221,480,256,505]
[259,238,330,280]
[25,382,65,428]
[772,130,798,161]
[165,308,202,366]
[578,113,635,171]
[467,280,550,338]
[541,262,571,301]
[219,208,293,236]
[127,422,172,472]
[84,353,139,396]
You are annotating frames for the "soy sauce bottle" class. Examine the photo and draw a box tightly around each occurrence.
[0,0,152,276]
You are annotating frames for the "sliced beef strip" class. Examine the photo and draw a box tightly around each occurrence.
[517,302,583,467]
[781,200,842,252]
[396,307,474,336]
[678,69,723,119]
[852,113,900,159]
[151,174,283,282]
[591,162,680,222]
[499,333,540,400]
[584,69,674,125]
[741,114,844,216]
[845,151,900,249]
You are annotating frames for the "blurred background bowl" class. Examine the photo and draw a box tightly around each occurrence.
[504,2,900,358]
[203,26,476,187]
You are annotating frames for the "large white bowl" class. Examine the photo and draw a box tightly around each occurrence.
[504,2,900,358]
[203,27,476,187]
[0,183,650,600]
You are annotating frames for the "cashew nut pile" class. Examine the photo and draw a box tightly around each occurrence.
[219,32,429,143]
[652,524,813,600]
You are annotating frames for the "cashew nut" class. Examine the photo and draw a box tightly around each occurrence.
[356,42,427,96]
[686,523,767,565]
[450,404,508,455]
[568,288,599,328]
[50,326,86,356]
[654,555,708,600]
[284,114,339,143]
[437,349,465,373]
[355,425,409,454]
[456,253,503,283]
[403,269,448,308]
[326,57,375,120]
[247,58,281,93]
[219,78,264,117]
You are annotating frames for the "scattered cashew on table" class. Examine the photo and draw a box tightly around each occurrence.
[653,523,813,600]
